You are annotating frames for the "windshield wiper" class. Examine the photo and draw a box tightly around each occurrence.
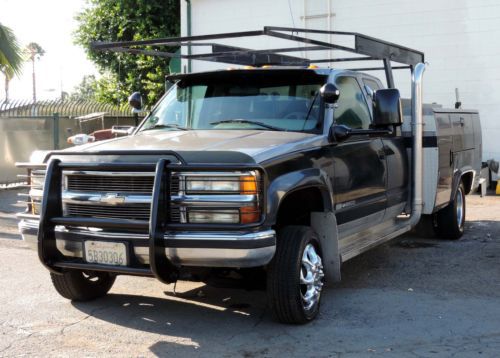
[210,119,285,131]
[143,123,188,131]
[301,91,319,131]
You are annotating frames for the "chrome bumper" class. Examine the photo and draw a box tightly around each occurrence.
[19,220,275,268]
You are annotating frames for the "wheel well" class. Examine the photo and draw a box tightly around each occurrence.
[461,172,474,194]
[275,187,326,229]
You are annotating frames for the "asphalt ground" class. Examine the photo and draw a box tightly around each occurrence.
[0,188,499,357]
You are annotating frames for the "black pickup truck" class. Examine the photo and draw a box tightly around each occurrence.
[17,28,482,324]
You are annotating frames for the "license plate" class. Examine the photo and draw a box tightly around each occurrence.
[84,241,128,266]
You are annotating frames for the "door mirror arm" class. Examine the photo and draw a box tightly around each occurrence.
[328,124,392,143]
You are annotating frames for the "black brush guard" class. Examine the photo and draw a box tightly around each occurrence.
[37,153,265,284]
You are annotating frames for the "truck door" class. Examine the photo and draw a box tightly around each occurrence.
[331,76,387,232]
[362,77,408,219]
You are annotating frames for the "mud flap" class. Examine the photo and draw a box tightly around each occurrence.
[311,212,341,285]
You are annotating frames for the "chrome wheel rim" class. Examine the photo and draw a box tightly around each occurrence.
[300,244,324,311]
[456,187,464,227]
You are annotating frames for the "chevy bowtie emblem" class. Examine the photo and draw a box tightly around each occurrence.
[100,193,126,205]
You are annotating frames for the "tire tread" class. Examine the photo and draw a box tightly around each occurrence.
[267,226,320,324]
[50,270,115,301]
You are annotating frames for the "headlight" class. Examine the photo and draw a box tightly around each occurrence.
[186,177,240,192]
[30,171,45,189]
[29,169,45,215]
[188,209,240,224]
[179,172,262,225]
[187,206,260,224]
[185,175,257,194]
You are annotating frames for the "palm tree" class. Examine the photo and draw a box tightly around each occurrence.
[26,42,45,102]
[0,23,23,102]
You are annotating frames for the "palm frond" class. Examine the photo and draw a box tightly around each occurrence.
[0,23,23,76]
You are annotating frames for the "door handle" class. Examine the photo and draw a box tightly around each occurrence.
[460,117,465,127]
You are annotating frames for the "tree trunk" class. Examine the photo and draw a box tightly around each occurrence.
[32,58,36,102]
[4,75,9,102]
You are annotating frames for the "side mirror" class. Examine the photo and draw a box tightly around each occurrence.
[320,83,340,104]
[111,125,136,136]
[372,88,403,127]
[328,124,352,143]
[128,92,143,111]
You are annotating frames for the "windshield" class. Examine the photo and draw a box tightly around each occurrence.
[139,70,327,133]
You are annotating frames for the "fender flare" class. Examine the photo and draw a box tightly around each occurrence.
[265,168,334,226]
[450,168,475,202]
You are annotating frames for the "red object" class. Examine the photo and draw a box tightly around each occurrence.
[91,129,114,141]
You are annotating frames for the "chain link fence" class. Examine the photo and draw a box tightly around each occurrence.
[0,99,137,185]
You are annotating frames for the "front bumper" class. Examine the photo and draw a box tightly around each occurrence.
[19,219,276,269]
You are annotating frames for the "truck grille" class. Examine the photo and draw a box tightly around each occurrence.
[65,203,151,220]
[67,175,154,194]
[64,203,181,222]
[63,173,181,223]
[66,174,180,194]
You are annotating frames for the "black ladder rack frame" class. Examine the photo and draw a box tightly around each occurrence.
[36,152,267,283]
[91,26,425,88]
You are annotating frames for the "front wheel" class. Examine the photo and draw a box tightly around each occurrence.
[436,182,466,240]
[267,226,325,324]
[50,270,116,301]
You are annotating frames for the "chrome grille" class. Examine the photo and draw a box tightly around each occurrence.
[67,174,153,194]
[66,173,180,194]
[63,172,181,223]
[64,203,181,222]
[65,203,151,220]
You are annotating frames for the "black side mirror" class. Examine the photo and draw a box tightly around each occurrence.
[372,88,403,127]
[328,124,352,143]
[320,83,340,104]
[128,92,143,111]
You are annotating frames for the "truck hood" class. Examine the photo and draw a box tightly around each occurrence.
[72,129,324,163]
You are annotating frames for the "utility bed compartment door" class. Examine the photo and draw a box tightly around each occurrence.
[451,113,474,152]
[435,113,453,207]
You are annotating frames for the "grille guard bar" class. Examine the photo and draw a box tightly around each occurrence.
[36,153,267,284]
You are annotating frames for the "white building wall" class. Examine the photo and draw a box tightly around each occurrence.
[180,0,500,162]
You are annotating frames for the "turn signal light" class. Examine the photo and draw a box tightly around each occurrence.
[240,175,257,194]
[240,206,260,224]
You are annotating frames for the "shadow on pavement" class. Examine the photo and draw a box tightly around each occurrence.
[72,285,269,355]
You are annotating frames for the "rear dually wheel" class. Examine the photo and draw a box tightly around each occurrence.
[435,182,466,240]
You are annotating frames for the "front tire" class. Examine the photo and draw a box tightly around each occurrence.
[50,270,116,301]
[436,182,466,240]
[267,226,325,324]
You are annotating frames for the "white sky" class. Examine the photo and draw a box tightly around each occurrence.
[0,0,98,101]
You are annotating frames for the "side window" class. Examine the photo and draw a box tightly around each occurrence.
[363,78,381,92]
[362,78,382,104]
[334,77,371,129]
